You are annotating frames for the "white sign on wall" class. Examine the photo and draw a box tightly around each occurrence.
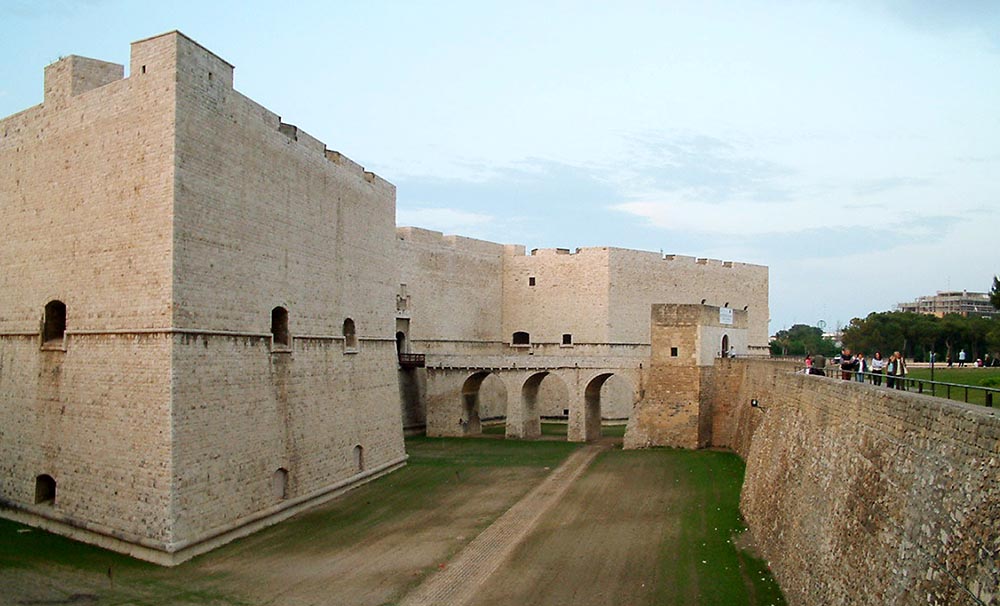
[719,307,733,325]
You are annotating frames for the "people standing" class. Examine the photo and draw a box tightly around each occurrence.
[840,348,854,381]
[855,353,867,382]
[959,349,967,367]
[870,351,885,386]
[886,354,896,389]
[811,353,827,376]
[805,354,813,374]
[893,351,907,390]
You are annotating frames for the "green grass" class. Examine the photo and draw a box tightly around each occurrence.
[0,439,784,606]
[906,367,1000,407]
[648,450,786,606]
[0,437,581,605]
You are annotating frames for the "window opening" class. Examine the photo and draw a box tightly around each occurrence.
[353,445,364,472]
[671,347,679,357]
[271,306,289,349]
[272,468,288,500]
[562,333,572,345]
[512,331,530,346]
[35,475,56,505]
[42,300,66,346]
[528,277,536,286]
[343,318,358,350]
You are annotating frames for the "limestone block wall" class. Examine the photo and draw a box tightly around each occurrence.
[0,44,175,333]
[170,336,404,546]
[607,249,768,350]
[502,247,612,346]
[396,228,510,343]
[0,336,173,547]
[0,34,177,546]
[171,32,397,337]
[167,32,406,547]
[625,304,747,449]
[712,360,999,606]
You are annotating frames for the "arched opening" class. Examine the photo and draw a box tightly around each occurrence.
[353,445,364,472]
[458,371,507,436]
[34,474,56,505]
[271,306,289,348]
[721,334,730,357]
[514,372,550,439]
[395,331,406,354]
[512,331,530,346]
[582,374,614,442]
[531,373,572,437]
[272,468,288,500]
[343,318,357,351]
[42,300,66,346]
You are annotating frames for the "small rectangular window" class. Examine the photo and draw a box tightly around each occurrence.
[528,277,536,286]
[670,347,679,357]
[562,333,572,345]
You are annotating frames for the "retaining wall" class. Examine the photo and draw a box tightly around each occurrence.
[714,360,999,606]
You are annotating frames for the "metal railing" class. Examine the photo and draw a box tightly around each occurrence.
[398,353,426,368]
[804,368,999,407]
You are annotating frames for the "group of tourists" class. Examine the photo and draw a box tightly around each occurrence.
[804,349,909,389]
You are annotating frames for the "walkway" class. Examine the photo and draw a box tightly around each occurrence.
[398,443,606,606]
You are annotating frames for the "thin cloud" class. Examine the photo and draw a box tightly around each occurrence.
[396,207,494,232]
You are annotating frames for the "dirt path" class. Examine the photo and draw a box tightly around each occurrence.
[398,444,607,606]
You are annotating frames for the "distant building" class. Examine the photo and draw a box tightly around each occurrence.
[897,291,999,318]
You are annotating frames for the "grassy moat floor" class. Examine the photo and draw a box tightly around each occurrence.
[1,438,785,606]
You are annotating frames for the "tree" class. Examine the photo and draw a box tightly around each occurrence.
[770,324,837,357]
[991,276,1000,311]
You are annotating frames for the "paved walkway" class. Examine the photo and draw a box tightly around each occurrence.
[398,443,606,606]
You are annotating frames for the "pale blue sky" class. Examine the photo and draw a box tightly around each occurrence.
[3,0,998,333]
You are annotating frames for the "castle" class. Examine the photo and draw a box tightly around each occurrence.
[0,32,768,564]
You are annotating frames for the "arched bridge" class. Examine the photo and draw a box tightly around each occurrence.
[421,359,645,442]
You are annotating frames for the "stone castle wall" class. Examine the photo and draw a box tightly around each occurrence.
[502,247,612,346]
[1,31,406,560]
[396,227,512,344]
[608,249,768,349]
[710,360,999,606]
[0,35,178,546]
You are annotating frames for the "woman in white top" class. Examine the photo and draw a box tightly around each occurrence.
[870,351,885,386]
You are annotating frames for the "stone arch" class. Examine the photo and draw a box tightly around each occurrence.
[512,331,530,345]
[600,374,637,422]
[395,331,406,353]
[512,371,553,439]
[721,334,730,357]
[460,371,496,435]
[583,373,616,442]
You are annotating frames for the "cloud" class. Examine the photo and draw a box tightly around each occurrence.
[396,207,494,232]
[613,132,795,202]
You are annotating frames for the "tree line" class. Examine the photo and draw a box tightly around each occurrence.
[841,311,1000,362]
[771,277,1000,360]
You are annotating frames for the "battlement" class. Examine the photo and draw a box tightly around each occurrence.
[612,247,765,269]
[396,226,511,254]
[43,56,124,106]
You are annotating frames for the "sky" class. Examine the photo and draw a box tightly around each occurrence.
[2,0,998,334]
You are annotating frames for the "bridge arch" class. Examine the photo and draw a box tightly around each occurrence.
[460,371,508,435]
[574,372,637,442]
